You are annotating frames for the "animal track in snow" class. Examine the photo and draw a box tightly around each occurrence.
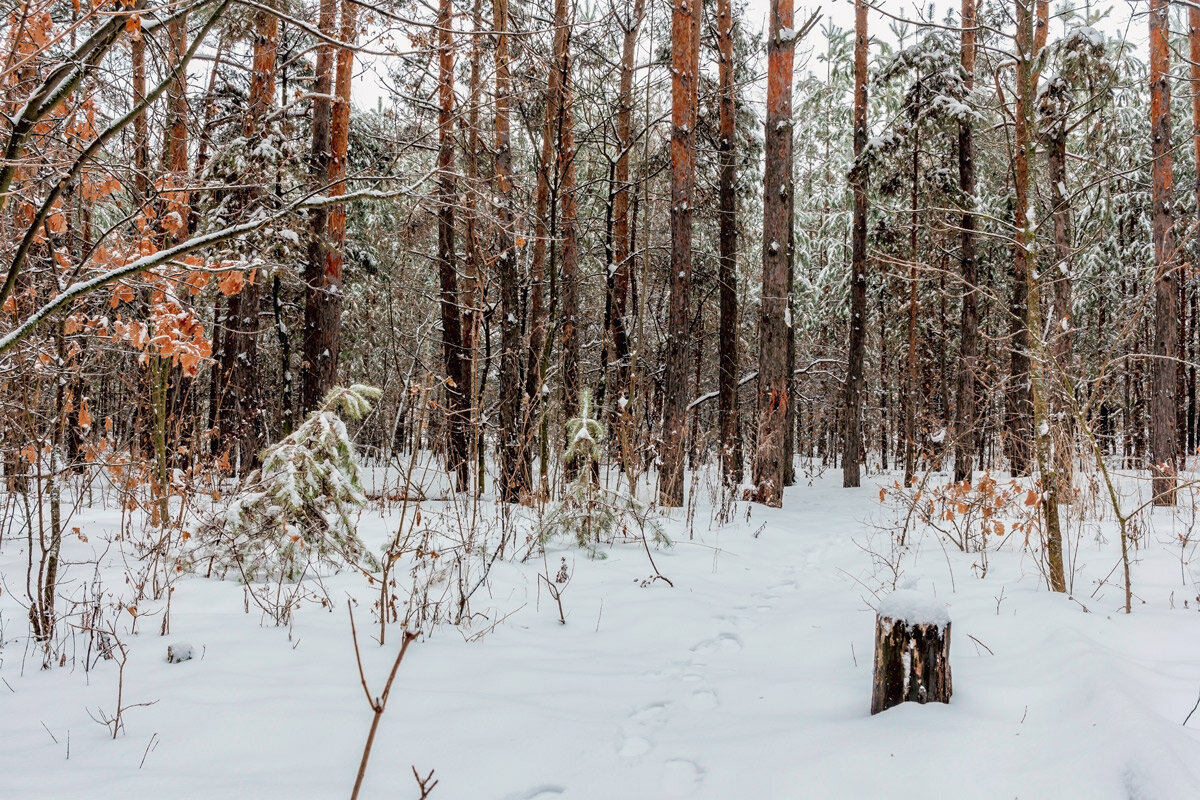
[629,702,668,723]
[690,632,743,657]
[685,689,719,710]
[662,758,705,797]
[617,735,652,757]
[513,786,565,800]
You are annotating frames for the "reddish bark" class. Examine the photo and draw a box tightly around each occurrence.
[1149,0,1178,504]
[301,0,338,412]
[752,0,795,507]
[658,0,700,507]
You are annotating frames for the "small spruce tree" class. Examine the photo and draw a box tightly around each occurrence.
[200,384,383,581]
[539,390,669,558]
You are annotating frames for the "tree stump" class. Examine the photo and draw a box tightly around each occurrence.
[870,591,952,715]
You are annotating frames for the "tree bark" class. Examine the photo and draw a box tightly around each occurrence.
[436,0,470,492]
[1017,0,1066,592]
[610,0,644,474]
[658,0,700,507]
[493,0,528,501]
[559,20,580,480]
[716,0,742,486]
[216,4,278,469]
[954,0,978,484]
[870,604,952,715]
[752,0,795,507]
[525,0,570,498]
[302,0,338,412]
[843,0,868,489]
[1149,0,1178,505]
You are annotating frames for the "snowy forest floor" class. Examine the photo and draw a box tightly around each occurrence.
[3,463,1200,799]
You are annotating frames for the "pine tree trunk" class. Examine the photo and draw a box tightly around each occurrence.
[954,0,978,484]
[1189,6,1200,463]
[436,0,470,492]
[658,0,700,507]
[493,0,528,502]
[560,28,581,481]
[752,0,795,508]
[217,5,278,471]
[1149,0,1178,505]
[843,0,868,489]
[462,0,486,496]
[716,0,742,486]
[610,0,643,476]
[302,0,338,412]
[1045,126,1074,494]
[526,0,569,499]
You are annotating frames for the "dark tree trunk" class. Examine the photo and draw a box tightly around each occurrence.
[954,0,978,484]
[301,0,338,412]
[493,0,528,501]
[559,30,580,480]
[437,0,470,492]
[716,0,742,486]
[843,0,868,489]
[870,601,952,715]
[215,4,278,470]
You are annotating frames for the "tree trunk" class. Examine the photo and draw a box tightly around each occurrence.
[752,0,795,508]
[559,23,580,480]
[716,0,741,486]
[216,5,278,470]
[610,0,644,476]
[493,0,528,502]
[1149,0,1178,505]
[1189,5,1200,463]
[843,0,868,489]
[954,0,978,484]
[903,81,921,486]
[436,0,470,492]
[870,595,952,715]
[526,0,569,499]
[302,0,338,412]
[658,0,700,507]
[1017,0,1066,592]
[1045,124,1074,494]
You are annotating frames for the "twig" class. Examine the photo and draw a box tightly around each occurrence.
[349,605,418,800]
[1184,686,1200,727]
[412,766,439,799]
[966,633,994,656]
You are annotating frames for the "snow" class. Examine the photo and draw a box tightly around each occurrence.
[877,589,950,627]
[3,466,1200,799]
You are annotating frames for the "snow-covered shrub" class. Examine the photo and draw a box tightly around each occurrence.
[537,390,669,558]
[197,384,382,582]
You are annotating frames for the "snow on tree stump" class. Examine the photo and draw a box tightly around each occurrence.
[870,591,952,715]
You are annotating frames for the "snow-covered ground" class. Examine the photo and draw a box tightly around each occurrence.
[3,463,1200,799]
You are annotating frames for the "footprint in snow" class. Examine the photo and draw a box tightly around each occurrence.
[511,786,564,800]
[618,735,652,757]
[628,702,668,724]
[685,689,719,711]
[662,759,705,797]
[689,632,743,657]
